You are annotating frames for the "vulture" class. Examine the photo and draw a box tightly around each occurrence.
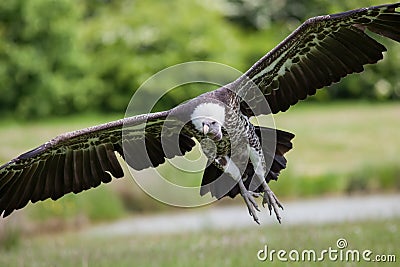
[1,3,399,224]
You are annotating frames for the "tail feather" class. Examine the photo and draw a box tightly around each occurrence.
[200,127,294,199]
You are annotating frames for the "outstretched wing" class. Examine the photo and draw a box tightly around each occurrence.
[0,111,196,217]
[236,3,400,116]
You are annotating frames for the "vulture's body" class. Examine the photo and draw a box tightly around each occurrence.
[1,3,400,223]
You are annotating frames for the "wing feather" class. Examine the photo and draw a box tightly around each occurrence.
[72,149,84,193]
[236,3,400,115]
[16,164,38,211]
[88,147,105,188]
[31,159,50,203]
[3,171,27,216]
[44,153,60,197]
[0,111,196,217]
[62,150,74,195]
[53,153,66,200]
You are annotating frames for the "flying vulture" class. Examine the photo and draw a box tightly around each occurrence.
[1,3,399,224]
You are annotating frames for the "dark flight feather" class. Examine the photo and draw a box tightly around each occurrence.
[0,111,196,216]
[237,3,400,116]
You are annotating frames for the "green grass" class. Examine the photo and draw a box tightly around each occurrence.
[0,113,122,165]
[0,103,399,266]
[272,101,400,177]
[0,217,398,266]
[28,186,126,222]
[0,102,399,222]
[158,101,400,198]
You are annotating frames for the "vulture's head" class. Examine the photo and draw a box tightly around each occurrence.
[190,102,225,141]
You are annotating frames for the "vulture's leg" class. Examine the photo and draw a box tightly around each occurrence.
[216,156,261,224]
[249,147,283,223]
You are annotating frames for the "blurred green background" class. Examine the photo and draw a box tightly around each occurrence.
[1,0,399,119]
[0,0,399,266]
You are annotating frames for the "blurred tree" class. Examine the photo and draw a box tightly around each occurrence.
[0,0,398,120]
[222,0,400,101]
[0,0,243,118]
[220,0,326,30]
[0,0,98,118]
[79,0,242,113]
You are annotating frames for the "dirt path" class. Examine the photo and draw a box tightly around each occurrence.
[85,194,400,237]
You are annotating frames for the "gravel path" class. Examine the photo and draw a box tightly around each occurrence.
[85,194,400,237]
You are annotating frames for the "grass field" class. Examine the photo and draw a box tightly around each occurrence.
[271,101,400,198]
[0,102,399,222]
[273,102,400,177]
[0,102,399,266]
[1,102,398,179]
[0,217,398,267]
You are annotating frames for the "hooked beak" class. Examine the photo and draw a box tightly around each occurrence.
[203,123,210,135]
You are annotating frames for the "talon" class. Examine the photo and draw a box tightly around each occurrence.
[238,180,262,224]
[262,187,283,223]
[248,192,260,211]
[277,199,284,210]
[262,194,272,214]
[241,191,260,224]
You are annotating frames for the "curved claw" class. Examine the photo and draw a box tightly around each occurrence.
[242,191,261,224]
[262,189,283,223]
